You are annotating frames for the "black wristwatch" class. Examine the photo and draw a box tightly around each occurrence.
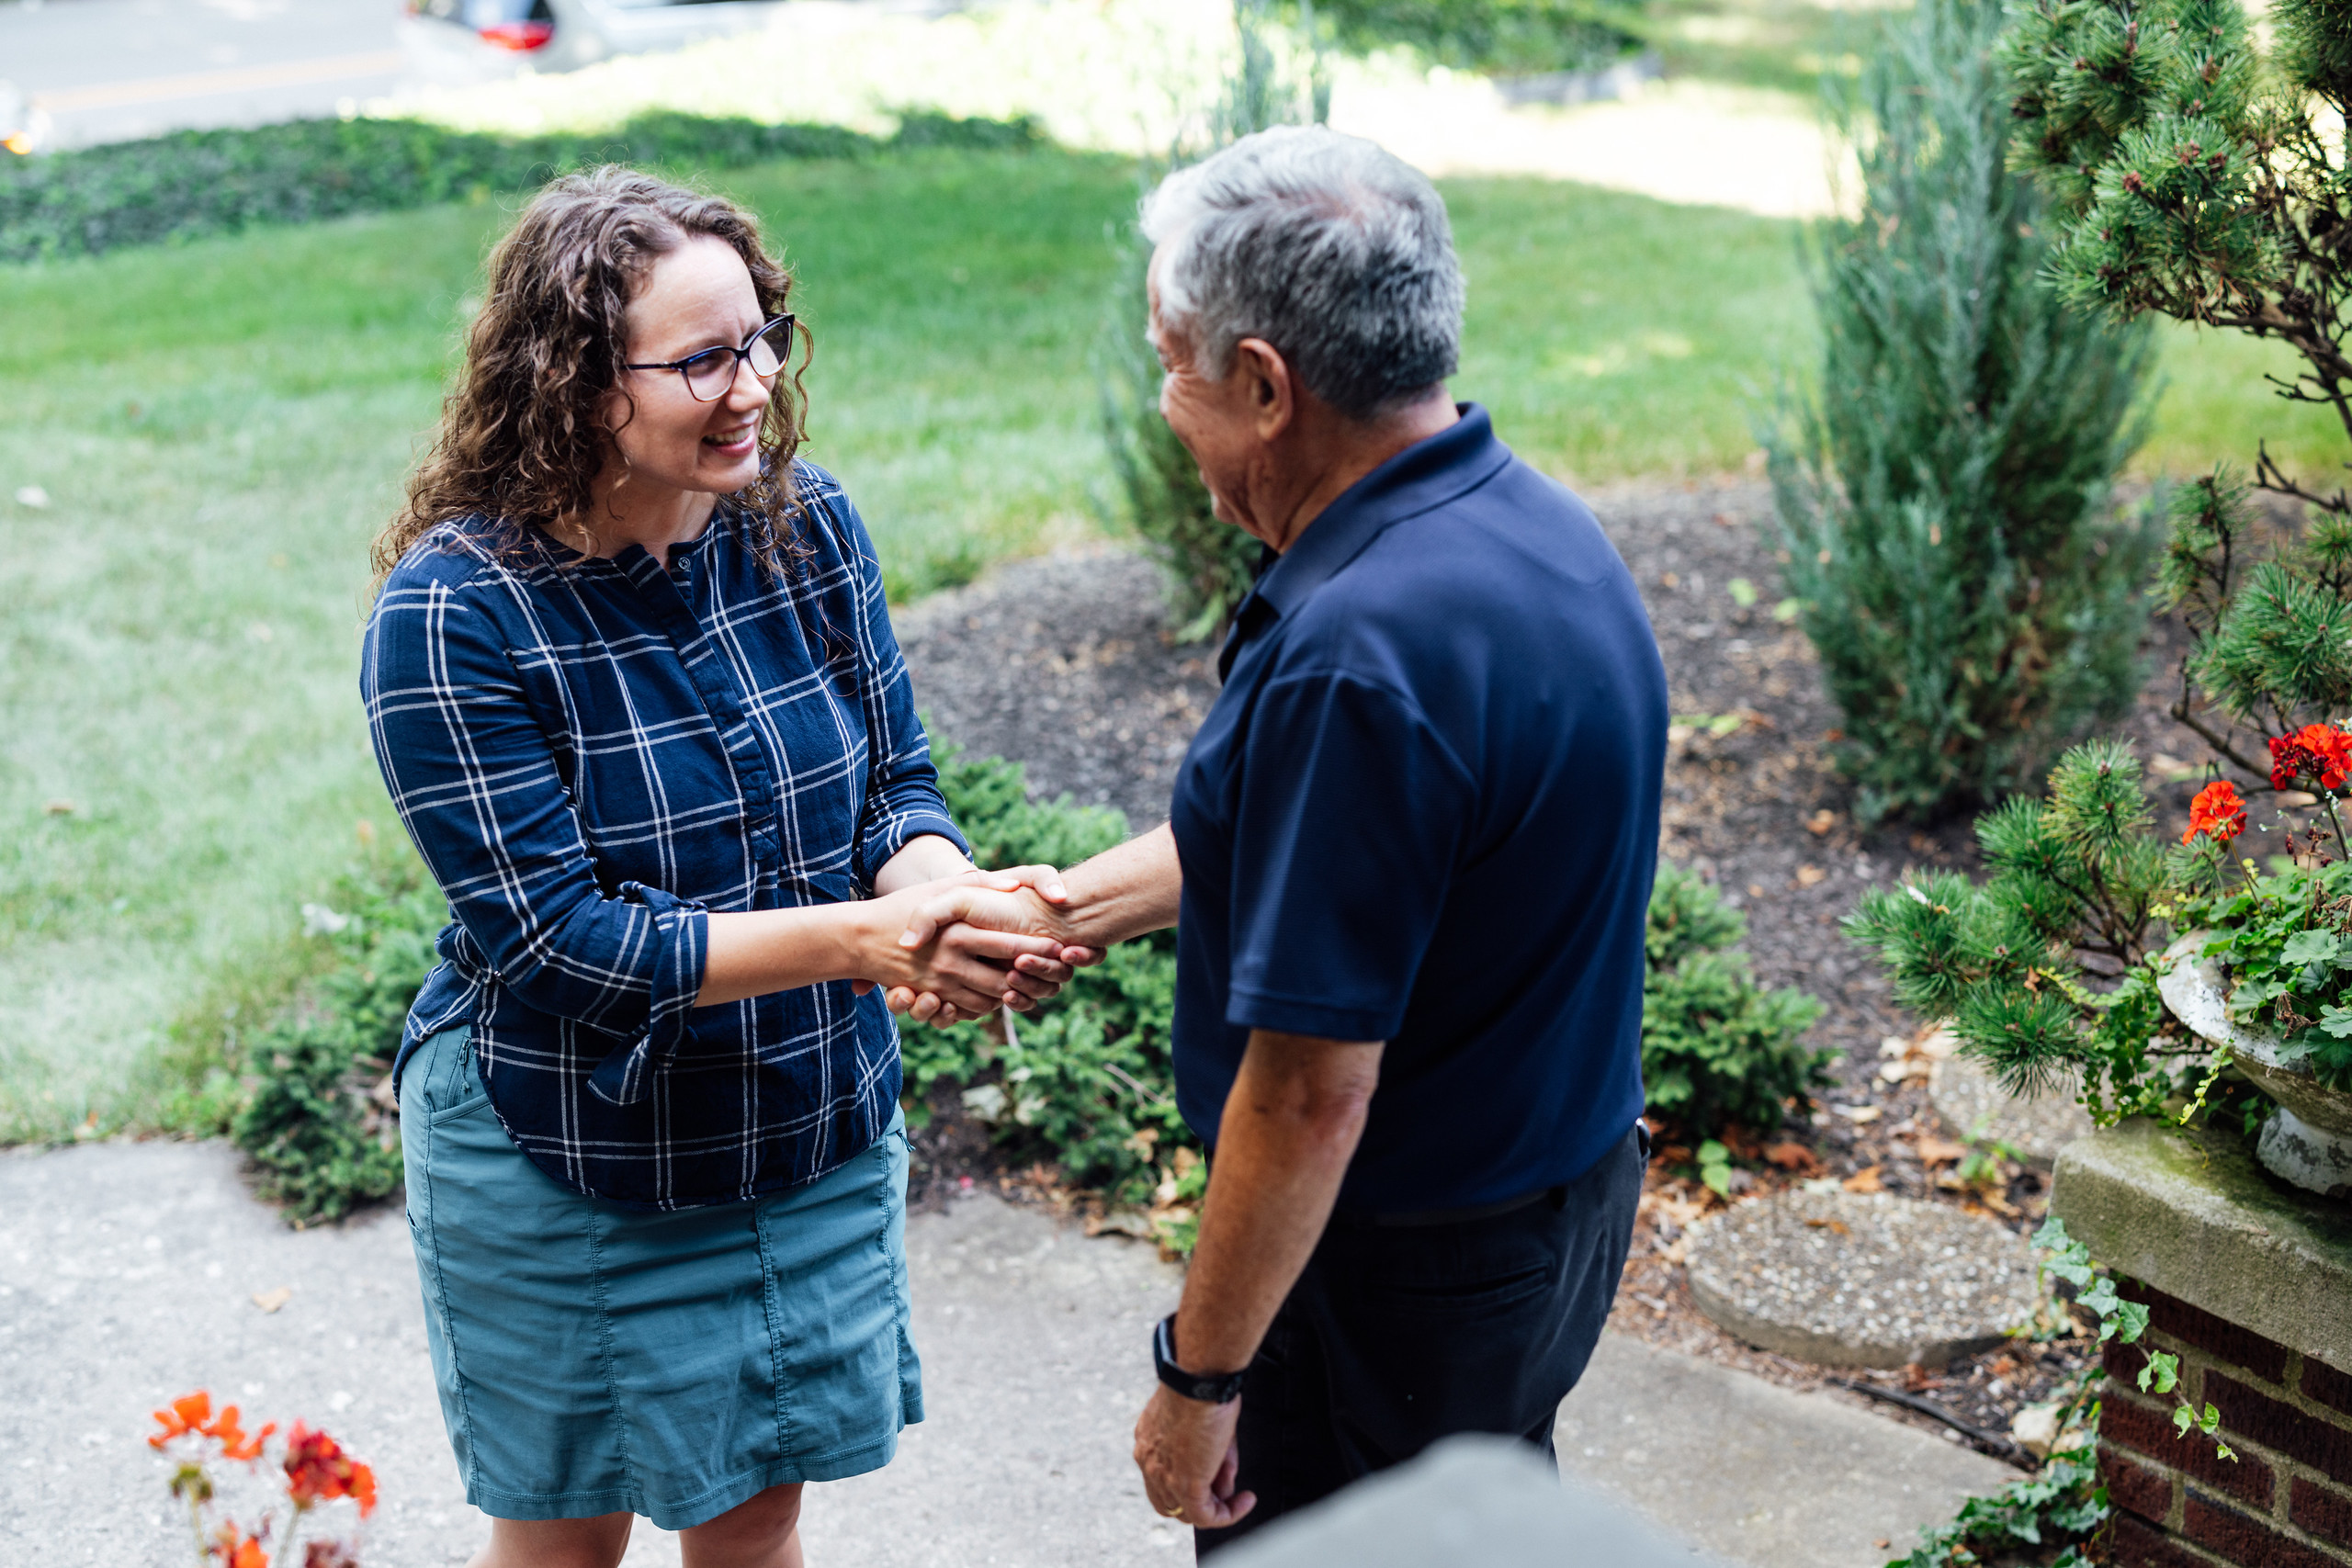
[1154,1314,1246,1405]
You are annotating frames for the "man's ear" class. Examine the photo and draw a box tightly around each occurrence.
[1234,338,1294,441]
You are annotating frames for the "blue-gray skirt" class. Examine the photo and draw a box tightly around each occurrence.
[399,1026,923,1529]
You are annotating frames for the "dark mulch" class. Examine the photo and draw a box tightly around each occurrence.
[888,477,2239,1461]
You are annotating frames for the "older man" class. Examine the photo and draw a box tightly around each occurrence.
[899,125,1668,1552]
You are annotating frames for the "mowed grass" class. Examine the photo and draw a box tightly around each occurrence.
[0,148,2341,1142]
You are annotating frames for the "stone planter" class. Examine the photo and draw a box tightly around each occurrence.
[2160,932,2352,1200]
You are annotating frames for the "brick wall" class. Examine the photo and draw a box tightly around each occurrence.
[2098,1279,2352,1567]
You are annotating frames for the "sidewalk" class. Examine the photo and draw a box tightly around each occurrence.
[0,1143,2008,1565]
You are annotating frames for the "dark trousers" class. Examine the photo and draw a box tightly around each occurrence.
[1193,1122,1646,1559]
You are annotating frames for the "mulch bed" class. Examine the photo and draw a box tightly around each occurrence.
[889,477,2238,1467]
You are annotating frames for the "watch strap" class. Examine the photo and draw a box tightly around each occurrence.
[1154,1314,1246,1404]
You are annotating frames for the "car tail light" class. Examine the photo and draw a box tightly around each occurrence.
[479,19,554,48]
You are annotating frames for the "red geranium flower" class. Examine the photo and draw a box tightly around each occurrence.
[282,1424,377,1518]
[2268,723,2352,792]
[2184,779,2248,845]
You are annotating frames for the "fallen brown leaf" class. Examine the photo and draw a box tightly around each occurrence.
[1795,865,1827,887]
[1762,1142,1819,1173]
[1841,1166,1883,1193]
[1805,809,1836,836]
[1804,1217,1852,1235]
[1916,1136,1969,1165]
[251,1287,292,1314]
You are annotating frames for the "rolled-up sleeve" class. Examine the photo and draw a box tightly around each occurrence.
[362,572,708,1095]
[833,494,969,885]
[1225,669,1476,1042]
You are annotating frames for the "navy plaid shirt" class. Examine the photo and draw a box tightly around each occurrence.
[363,462,967,1209]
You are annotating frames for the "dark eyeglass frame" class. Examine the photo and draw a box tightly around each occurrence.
[623,314,797,403]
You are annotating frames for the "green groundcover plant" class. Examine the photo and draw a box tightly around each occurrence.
[0,109,1037,264]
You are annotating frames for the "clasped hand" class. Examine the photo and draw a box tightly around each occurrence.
[869,872,1098,1027]
[854,868,1099,1026]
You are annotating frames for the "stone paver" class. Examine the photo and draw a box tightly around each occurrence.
[1686,1190,2040,1369]
[4,1142,2015,1565]
[1929,1055,2094,1167]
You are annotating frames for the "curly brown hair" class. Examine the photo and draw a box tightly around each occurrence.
[373,165,810,585]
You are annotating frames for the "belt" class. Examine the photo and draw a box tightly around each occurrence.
[1331,1122,1649,1229]
[1335,1183,1567,1229]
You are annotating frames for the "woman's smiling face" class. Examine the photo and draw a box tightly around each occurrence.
[601,233,774,500]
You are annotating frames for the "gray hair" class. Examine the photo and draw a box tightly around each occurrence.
[1141,126,1465,422]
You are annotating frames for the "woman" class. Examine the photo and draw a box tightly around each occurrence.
[363,167,1074,1566]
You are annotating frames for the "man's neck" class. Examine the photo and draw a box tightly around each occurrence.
[1260,394,1460,555]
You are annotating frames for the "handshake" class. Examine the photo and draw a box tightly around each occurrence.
[852,864,1104,1028]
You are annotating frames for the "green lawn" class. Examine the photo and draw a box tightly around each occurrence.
[0,146,2341,1143]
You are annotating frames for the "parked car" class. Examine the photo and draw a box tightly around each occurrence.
[399,0,785,81]
[0,80,51,155]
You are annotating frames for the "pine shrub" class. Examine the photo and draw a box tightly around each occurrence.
[1642,863,1832,1136]
[1763,0,2157,824]
[1845,741,2181,1120]
[2001,0,2352,777]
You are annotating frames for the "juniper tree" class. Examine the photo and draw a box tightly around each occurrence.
[1764,0,2157,822]
[2005,0,2352,774]
[1095,0,1326,641]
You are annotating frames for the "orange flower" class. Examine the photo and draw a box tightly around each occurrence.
[209,1526,270,1568]
[152,1392,214,1450]
[2184,780,2248,845]
[282,1424,377,1517]
[153,1390,276,1461]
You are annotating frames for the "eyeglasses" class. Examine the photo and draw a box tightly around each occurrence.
[624,314,797,403]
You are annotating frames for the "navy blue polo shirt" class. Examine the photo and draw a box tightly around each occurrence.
[1167,404,1668,1213]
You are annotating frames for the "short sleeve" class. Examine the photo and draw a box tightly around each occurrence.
[1223,670,1476,1041]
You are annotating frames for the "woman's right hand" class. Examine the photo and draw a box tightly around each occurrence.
[856,871,1079,1024]
[883,870,1104,1027]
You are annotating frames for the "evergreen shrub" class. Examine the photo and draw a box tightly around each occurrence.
[1763,0,2158,824]
[1642,863,1832,1136]
[1846,741,2199,1122]
[1309,0,1644,76]
[0,109,1038,265]
[232,852,444,1224]
[1094,0,1318,643]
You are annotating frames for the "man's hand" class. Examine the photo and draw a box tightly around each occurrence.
[888,881,1104,1025]
[1134,1386,1254,1529]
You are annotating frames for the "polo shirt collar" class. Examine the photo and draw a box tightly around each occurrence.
[1219,402,1509,677]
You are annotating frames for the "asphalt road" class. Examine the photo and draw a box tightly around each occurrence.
[2,0,408,150]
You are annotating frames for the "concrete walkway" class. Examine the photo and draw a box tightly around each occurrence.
[0,1143,2009,1565]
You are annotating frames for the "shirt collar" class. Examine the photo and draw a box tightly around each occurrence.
[1217,403,1509,677]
